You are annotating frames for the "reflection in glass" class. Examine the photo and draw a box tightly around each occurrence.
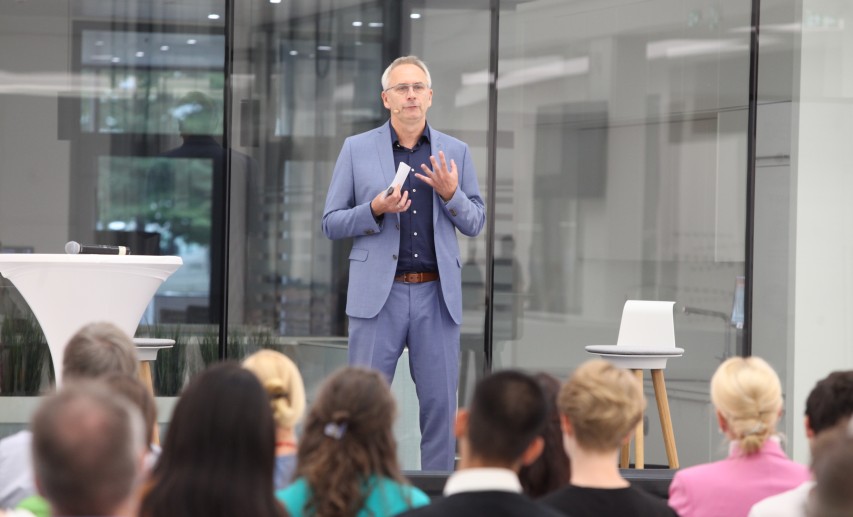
[0,3,227,408]
[496,1,750,468]
[97,156,213,299]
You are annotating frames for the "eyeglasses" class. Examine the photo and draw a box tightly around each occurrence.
[384,82,429,96]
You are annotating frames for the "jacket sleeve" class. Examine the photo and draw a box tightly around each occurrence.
[322,138,383,240]
[439,143,485,237]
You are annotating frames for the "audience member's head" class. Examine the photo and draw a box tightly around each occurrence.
[805,370,853,440]
[558,359,645,454]
[711,356,782,455]
[102,373,157,449]
[519,372,570,497]
[242,349,306,432]
[139,362,285,517]
[459,370,547,469]
[31,381,145,517]
[295,367,404,517]
[807,424,853,517]
[63,322,138,382]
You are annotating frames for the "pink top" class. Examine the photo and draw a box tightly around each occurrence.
[668,438,810,517]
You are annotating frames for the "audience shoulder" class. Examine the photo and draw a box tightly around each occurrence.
[667,468,694,516]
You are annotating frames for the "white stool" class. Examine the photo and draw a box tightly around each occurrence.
[585,300,683,469]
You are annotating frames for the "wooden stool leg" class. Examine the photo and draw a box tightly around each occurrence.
[633,369,644,469]
[138,362,160,446]
[620,440,630,469]
[652,369,679,469]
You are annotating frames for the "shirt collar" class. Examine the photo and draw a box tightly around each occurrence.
[389,123,430,148]
[443,468,522,496]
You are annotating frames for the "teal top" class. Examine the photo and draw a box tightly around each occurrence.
[276,475,430,517]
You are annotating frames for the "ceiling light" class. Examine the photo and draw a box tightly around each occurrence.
[135,51,144,57]
[352,21,363,27]
[111,57,120,63]
[317,45,331,51]
[410,13,421,19]
[368,22,383,28]
[270,0,281,3]
[187,39,197,45]
[289,50,298,56]
[208,13,220,20]
[160,45,169,51]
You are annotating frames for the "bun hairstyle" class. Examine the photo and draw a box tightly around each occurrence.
[243,350,306,430]
[711,356,782,455]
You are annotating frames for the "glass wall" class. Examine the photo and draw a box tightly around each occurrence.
[494,1,752,467]
[1,0,835,471]
[227,0,492,468]
[0,2,227,430]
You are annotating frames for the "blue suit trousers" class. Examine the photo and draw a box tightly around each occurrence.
[348,279,459,471]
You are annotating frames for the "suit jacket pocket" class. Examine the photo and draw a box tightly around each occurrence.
[349,248,369,262]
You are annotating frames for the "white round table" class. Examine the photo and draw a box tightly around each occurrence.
[0,254,182,386]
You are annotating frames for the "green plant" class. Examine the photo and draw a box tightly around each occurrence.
[226,326,277,361]
[0,316,54,395]
[198,325,219,368]
[143,325,187,396]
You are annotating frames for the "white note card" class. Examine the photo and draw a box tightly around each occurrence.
[387,162,411,193]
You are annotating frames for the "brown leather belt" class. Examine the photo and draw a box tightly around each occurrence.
[394,272,439,284]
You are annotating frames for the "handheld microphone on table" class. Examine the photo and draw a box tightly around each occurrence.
[64,241,131,256]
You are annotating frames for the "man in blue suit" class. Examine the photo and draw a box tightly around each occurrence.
[323,56,486,470]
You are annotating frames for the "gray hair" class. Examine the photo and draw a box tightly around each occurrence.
[32,381,145,516]
[63,322,138,381]
[381,55,432,90]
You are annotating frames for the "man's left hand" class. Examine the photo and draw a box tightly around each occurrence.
[416,151,458,202]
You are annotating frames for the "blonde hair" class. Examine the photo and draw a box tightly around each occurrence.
[243,350,306,430]
[558,359,646,452]
[381,55,432,90]
[711,356,782,455]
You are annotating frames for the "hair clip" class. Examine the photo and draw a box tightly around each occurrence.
[324,422,347,440]
[743,422,766,437]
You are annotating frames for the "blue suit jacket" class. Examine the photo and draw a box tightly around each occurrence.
[323,121,486,324]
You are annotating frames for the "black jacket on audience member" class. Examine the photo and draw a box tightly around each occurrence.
[400,491,566,517]
[542,484,678,517]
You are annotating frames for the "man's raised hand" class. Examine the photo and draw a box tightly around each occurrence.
[416,150,458,202]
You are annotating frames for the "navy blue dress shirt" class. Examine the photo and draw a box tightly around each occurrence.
[390,124,437,276]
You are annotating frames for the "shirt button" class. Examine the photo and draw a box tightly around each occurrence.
[414,232,418,236]
[413,210,417,214]
[414,253,419,258]
[412,189,417,193]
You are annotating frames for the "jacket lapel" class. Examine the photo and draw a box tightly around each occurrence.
[430,126,444,225]
[374,121,396,189]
